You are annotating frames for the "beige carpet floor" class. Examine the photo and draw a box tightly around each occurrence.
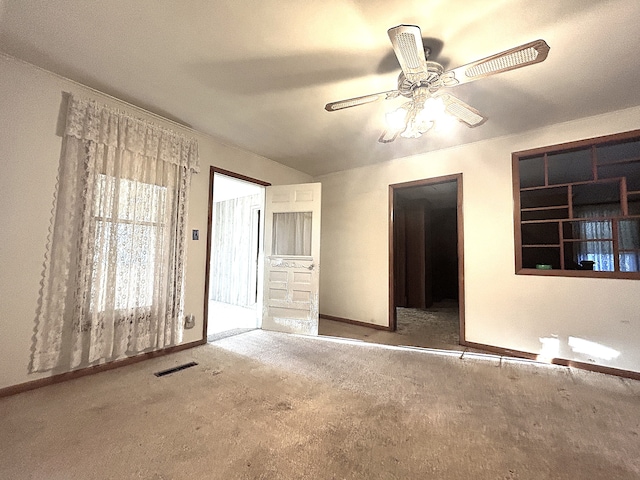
[320,301,466,351]
[1,329,639,479]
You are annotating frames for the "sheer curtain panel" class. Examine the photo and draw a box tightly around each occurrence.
[31,95,199,372]
[272,212,312,256]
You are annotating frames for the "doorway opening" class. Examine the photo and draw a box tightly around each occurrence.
[203,168,269,341]
[389,174,465,349]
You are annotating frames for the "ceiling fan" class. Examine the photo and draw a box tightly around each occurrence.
[324,25,550,143]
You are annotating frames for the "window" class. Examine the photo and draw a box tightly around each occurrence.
[513,129,640,278]
[272,212,312,256]
[91,174,167,312]
[31,94,199,373]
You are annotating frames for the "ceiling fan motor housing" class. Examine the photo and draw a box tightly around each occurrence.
[398,61,445,96]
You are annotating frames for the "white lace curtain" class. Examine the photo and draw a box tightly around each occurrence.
[573,206,640,272]
[31,95,199,372]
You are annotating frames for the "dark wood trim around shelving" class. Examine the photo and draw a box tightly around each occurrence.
[522,205,569,212]
[517,268,640,279]
[520,176,623,191]
[522,244,561,248]
[0,339,206,398]
[597,157,640,167]
[514,128,640,279]
[513,155,523,272]
[515,128,640,158]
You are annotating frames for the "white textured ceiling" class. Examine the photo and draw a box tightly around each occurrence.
[2,0,640,176]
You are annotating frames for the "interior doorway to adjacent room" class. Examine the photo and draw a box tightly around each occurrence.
[389,174,465,348]
[204,168,269,339]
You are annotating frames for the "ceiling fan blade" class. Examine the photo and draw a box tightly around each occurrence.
[378,129,400,143]
[325,90,400,112]
[436,93,487,127]
[388,25,429,84]
[441,39,550,87]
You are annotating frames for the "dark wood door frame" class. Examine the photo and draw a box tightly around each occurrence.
[388,173,465,343]
[203,167,271,341]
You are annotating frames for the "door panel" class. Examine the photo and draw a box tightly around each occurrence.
[262,183,321,335]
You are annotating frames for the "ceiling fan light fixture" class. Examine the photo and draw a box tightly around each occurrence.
[401,121,432,138]
[401,106,433,139]
[418,96,446,121]
[433,113,458,133]
[385,106,409,131]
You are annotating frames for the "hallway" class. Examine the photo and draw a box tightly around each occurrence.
[320,301,465,352]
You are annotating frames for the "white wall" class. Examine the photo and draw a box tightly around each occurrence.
[317,106,640,373]
[0,54,311,390]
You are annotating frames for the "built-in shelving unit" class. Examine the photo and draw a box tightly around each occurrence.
[513,130,640,278]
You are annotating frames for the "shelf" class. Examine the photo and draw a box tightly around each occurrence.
[520,184,569,191]
[522,217,622,224]
[515,129,640,278]
[562,238,613,243]
[517,268,640,279]
[562,216,616,222]
[522,219,566,224]
[520,178,623,191]
[596,157,640,167]
[521,205,568,212]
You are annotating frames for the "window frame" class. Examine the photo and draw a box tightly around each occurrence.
[90,173,168,314]
[513,129,640,279]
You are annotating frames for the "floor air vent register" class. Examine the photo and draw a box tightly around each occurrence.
[154,362,198,377]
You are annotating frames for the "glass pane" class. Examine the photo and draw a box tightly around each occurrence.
[547,148,593,185]
[565,241,614,271]
[272,212,312,256]
[93,174,166,224]
[567,219,613,241]
[572,181,620,209]
[117,178,166,223]
[619,253,640,272]
[597,162,640,191]
[91,175,164,313]
[618,219,640,250]
[596,139,640,164]
[91,221,157,311]
[519,156,545,188]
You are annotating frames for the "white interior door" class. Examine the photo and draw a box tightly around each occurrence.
[262,182,321,335]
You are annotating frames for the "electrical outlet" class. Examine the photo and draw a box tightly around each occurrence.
[184,314,195,329]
